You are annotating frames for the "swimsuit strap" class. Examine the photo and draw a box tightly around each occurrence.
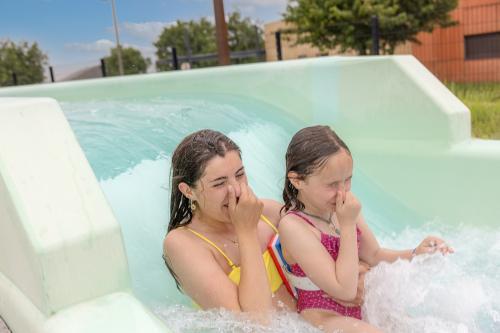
[185,228,236,268]
[286,211,320,231]
[260,214,279,234]
[185,215,276,269]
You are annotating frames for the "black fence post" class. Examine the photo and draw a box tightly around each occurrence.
[100,58,107,77]
[49,66,55,82]
[371,15,380,55]
[171,47,179,70]
[275,31,282,61]
[12,72,18,85]
[254,25,261,49]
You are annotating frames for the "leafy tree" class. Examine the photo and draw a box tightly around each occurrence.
[104,46,151,76]
[155,18,217,70]
[227,12,264,64]
[154,12,264,70]
[228,12,263,51]
[0,40,47,86]
[284,0,458,55]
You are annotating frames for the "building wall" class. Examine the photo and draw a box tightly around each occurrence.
[264,0,500,82]
[263,21,347,61]
[412,0,500,82]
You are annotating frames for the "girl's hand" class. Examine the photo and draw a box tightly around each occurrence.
[227,182,263,233]
[335,191,361,227]
[415,236,454,256]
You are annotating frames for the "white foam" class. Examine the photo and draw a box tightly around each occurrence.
[153,305,321,333]
[362,224,500,332]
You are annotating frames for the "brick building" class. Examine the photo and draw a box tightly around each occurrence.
[264,0,500,83]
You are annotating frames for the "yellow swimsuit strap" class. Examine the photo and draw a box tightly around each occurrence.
[260,214,279,234]
[185,214,278,269]
[185,228,236,268]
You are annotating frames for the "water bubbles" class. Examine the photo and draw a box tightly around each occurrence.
[362,223,500,332]
[153,305,320,333]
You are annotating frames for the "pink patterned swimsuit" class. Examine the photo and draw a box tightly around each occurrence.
[287,211,362,319]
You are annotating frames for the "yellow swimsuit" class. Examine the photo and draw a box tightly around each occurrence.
[186,215,283,293]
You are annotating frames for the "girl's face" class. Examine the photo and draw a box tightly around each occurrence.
[187,150,247,223]
[293,149,353,213]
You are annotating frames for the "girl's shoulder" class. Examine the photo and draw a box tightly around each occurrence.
[163,225,208,258]
[261,198,285,227]
[278,210,315,233]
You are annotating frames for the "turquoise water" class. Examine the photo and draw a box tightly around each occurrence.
[61,97,500,333]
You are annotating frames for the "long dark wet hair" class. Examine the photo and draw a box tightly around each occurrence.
[164,129,240,290]
[282,125,351,213]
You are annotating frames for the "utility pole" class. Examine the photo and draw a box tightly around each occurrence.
[213,0,230,66]
[110,0,124,75]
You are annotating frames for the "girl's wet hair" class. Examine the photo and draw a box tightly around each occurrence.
[282,125,351,213]
[165,129,240,289]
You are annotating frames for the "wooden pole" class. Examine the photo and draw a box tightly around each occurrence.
[213,0,230,66]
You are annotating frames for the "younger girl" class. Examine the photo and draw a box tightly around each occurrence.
[279,125,453,333]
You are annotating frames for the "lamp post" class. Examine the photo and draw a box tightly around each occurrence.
[213,0,230,66]
[110,0,124,75]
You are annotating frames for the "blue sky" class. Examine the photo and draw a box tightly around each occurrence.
[1,0,287,79]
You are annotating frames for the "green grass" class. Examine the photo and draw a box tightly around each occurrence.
[446,82,500,139]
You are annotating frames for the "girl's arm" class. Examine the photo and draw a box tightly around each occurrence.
[358,217,415,265]
[236,227,273,313]
[279,214,359,301]
[164,229,245,310]
[358,217,454,266]
[164,227,273,313]
[228,183,273,315]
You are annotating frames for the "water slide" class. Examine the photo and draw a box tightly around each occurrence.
[0,56,499,332]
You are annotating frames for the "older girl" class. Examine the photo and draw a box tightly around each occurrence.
[163,129,296,316]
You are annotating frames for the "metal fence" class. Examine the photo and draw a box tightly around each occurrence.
[2,48,266,86]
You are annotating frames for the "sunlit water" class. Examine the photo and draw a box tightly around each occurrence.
[61,97,500,333]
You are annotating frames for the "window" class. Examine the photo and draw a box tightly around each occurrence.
[465,32,500,60]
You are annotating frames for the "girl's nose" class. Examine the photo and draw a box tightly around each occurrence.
[229,179,241,198]
[339,181,346,191]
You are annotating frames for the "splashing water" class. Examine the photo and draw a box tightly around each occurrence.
[153,306,322,333]
[362,224,500,333]
[152,223,500,333]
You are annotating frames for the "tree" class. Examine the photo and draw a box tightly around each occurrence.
[228,12,263,51]
[154,12,264,70]
[155,18,217,70]
[104,46,151,76]
[284,0,458,55]
[227,12,264,64]
[0,40,47,86]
